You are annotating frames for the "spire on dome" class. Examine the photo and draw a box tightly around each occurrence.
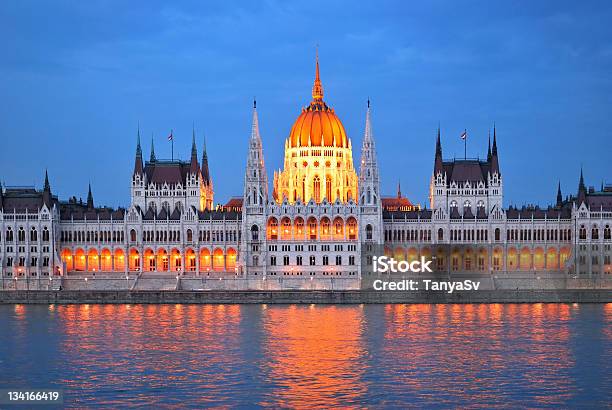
[312,49,324,102]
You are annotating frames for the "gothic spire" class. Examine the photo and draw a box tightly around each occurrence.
[42,169,52,207]
[87,183,94,209]
[577,167,587,205]
[487,129,492,162]
[134,126,144,175]
[244,99,268,206]
[44,169,51,192]
[190,125,199,174]
[490,124,500,174]
[359,100,380,199]
[201,133,211,184]
[150,134,156,162]
[434,125,444,175]
[556,181,563,207]
[397,180,402,199]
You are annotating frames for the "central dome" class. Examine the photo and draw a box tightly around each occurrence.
[287,57,348,148]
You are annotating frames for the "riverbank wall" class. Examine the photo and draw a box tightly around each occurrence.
[1,289,610,304]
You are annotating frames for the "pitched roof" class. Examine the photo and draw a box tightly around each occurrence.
[144,160,191,185]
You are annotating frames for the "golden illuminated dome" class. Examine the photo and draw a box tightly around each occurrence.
[287,56,348,148]
[274,53,358,205]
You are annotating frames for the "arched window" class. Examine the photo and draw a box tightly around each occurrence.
[604,225,611,240]
[42,227,49,242]
[495,228,501,241]
[366,224,373,240]
[130,229,137,242]
[251,225,259,241]
[438,228,444,241]
[450,200,458,210]
[30,227,37,242]
[18,227,25,243]
[6,228,13,242]
[313,176,321,202]
[592,226,599,240]
[579,225,587,240]
[325,176,332,201]
[268,218,278,240]
[186,229,193,242]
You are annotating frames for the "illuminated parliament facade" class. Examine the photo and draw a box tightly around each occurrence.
[1,58,611,285]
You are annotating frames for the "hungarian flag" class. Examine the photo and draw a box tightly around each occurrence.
[168,130,173,141]
[460,129,467,140]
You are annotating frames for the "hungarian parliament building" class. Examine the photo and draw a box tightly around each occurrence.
[1,58,611,282]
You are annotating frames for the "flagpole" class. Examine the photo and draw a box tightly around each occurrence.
[464,129,467,160]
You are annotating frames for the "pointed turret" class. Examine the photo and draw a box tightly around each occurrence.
[201,134,211,185]
[42,169,52,207]
[190,126,199,174]
[487,129,492,162]
[243,98,268,207]
[134,127,144,175]
[397,180,402,199]
[150,135,156,162]
[434,126,444,175]
[86,183,94,209]
[577,167,587,205]
[490,124,500,174]
[359,99,380,202]
[359,99,383,244]
[556,181,563,207]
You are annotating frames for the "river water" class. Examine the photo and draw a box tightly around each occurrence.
[0,303,610,408]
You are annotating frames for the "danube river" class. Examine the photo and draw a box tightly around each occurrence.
[1,304,610,408]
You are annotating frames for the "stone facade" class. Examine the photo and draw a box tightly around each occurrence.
[1,62,611,286]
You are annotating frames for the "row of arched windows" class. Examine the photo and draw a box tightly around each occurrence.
[61,229,123,243]
[385,228,432,242]
[579,224,611,240]
[3,227,50,243]
[266,216,358,240]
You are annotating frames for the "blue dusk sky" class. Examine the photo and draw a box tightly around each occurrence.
[1,1,611,208]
